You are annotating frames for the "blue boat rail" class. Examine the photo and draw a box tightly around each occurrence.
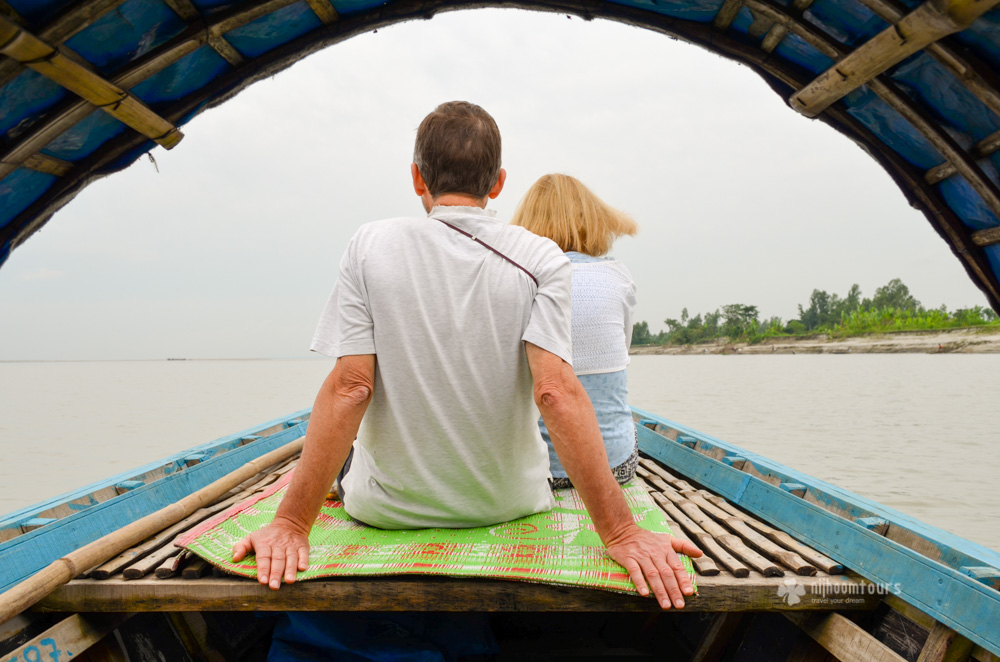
[0,409,311,595]
[632,405,1000,656]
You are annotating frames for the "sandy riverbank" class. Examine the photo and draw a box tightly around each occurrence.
[629,328,1000,355]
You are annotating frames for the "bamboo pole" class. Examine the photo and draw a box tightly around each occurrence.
[790,0,1000,117]
[305,0,340,24]
[0,437,304,625]
[0,16,183,149]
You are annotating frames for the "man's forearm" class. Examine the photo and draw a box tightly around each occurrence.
[273,356,374,533]
[540,385,636,543]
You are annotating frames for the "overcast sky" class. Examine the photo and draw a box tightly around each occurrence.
[0,8,990,361]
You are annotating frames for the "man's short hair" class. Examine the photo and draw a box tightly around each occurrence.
[414,101,502,199]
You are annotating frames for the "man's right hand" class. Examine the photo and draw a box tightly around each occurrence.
[232,517,311,590]
[603,525,702,609]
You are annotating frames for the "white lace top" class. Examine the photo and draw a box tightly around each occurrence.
[566,252,637,375]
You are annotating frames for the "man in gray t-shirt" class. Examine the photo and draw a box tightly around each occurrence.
[233,101,701,609]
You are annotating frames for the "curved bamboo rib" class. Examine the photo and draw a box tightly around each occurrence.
[306,0,341,24]
[0,437,305,627]
[1,0,997,308]
[858,0,1000,121]
[789,0,1000,117]
[0,0,128,88]
[0,34,204,180]
[0,16,183,149]
[0,1,24,24]
[0,0,336,180]
[972,226,1000,247]
[22,153,73,176]
[163,0,246,66]
[737,0,1000,237]
[926,129,1000,185]
[714,0,742,29]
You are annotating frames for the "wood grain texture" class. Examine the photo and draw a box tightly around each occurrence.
[917,622,976,662]
[790,0,1000,117]
[972,226,1000,248]
[3,613,132,662]
[787,612,908,662]
[650,492,751,577]
[34,573,881,613]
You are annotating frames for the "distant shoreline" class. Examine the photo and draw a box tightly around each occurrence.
[629,328,1000,355]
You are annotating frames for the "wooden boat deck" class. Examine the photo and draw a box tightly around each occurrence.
[32,454,882,614]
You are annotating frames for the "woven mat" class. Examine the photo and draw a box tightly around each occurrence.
[176,470,696,595]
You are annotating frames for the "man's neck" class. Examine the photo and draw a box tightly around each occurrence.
[423,193,488,212]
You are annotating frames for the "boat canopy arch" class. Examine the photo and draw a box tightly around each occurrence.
[2,0,1000,310]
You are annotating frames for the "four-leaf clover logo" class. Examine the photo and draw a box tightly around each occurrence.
[778,577,806,605]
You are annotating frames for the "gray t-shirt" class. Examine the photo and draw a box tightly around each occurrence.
[310,206,572,529]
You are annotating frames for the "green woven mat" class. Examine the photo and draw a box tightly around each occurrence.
[176,470,696,595]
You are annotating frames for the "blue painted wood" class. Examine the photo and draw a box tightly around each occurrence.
[677,436,697,448]
[0,409,311,532]
[634,422,1000,656]
[183,453,208,465]
[856,517,889,531]
[960,566,1000,590]
[114,481,145,492]
[780,482,807,496]
[0,417,309,594]
[632,407,1000,573]
[722,455,746,467]
[20,518,56,529]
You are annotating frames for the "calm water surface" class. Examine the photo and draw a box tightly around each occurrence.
[1,355,997,550]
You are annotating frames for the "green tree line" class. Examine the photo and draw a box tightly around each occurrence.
[632,278,1000,346]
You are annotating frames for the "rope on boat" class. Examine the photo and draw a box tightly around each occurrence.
[0,437,306,626]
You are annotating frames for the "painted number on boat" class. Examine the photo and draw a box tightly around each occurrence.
[5,638,70,661]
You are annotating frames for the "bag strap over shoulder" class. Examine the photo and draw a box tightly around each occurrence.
[434,219,539,287]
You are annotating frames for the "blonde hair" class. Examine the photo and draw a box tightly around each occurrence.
[511,174,637,256]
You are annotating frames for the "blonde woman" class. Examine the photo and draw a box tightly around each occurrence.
[512,174,639,489]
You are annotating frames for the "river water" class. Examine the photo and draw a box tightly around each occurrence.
[1,355,997,551]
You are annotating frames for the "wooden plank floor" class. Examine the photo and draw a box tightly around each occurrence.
[32,452,882,614]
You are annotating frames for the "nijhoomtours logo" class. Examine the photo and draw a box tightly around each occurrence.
[778,578,806,605]
[778,577,900,605]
